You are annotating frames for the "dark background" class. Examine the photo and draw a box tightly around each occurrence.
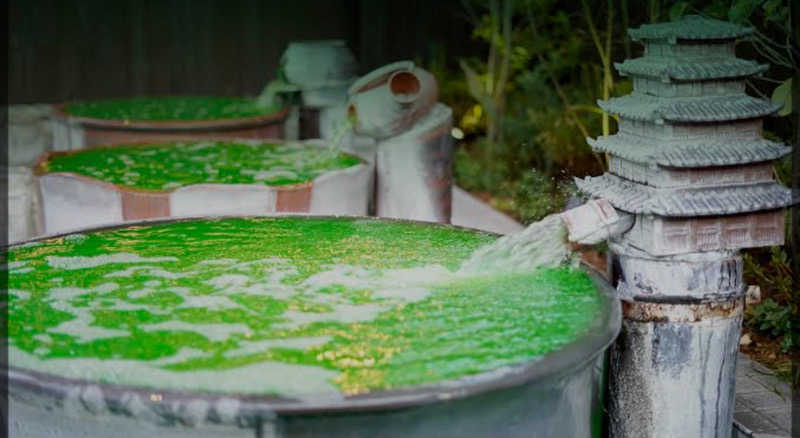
[8,0,478,103]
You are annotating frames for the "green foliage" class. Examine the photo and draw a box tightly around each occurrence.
[450,0,797,366]
[453,0,616,204]
[746,299,793,353]
[512,170,576,224]
[743,245,795,354]
[453,141,511,194]
[744,246,794,303]
[508,65,612,175]
[421,44,475,132]
[771,78,792,116]
[668,0,797,140]
[454,144,576,224]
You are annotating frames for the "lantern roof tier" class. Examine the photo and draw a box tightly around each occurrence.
[628,15,754,43]
[576,173,795,217]
[598,93,781,123]
[587,135,790,168]
[615,57,767,82]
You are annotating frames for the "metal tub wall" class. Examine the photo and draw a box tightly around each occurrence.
[51,105,289,150]
[10,354,605,438]
[7,218,620,438]
[275,355,607,438]
[35,141,374,235]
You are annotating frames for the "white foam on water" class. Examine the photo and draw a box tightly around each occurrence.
[8,289,31,300]
[151,347,210,366]
[198,258,300,300]
[223,336,332,358]
[47,300,129,342]
[9,267,33,274]
[94,282,119,293]
[49,316,129,342]
[198,258,237,266]
[383,265,452,284]
[301,265,375,291]
[65,233,88,242]
[6,261,28,270]
[205,274,251,288]
[119,155,135,167]
[127,288,156,299]
[9,346,341,397]
[50,284,114,301]
[187,141,216,152]
[44,281,163,343]
[140,321,252,342]
[190,154,214,163]
[272,264,457,329]
[275,303,387,329]
[33,333,52,343]
[241,169,299,182]
[48,253,178,270]
[162,181,182,190]
[235,282,296,300]
[107,299,171,313]
[174,294,243,310]
[372,287,430,301]
[106,265,192,279]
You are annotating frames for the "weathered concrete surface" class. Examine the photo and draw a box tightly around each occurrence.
[607,298,743,438]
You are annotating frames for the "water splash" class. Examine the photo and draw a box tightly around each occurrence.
[256,79,298,111]
[458,214,577,276]
[327,114,356,157]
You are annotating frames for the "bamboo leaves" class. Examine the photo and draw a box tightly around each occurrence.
[771,78,792,116]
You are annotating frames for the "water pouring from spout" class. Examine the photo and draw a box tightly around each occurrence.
[458,199,634,276]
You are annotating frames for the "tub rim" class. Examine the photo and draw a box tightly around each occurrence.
[5,215,621,420]
[52,103,289,132]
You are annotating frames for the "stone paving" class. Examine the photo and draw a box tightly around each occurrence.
[449,185,794,438]
[733,355,793,437]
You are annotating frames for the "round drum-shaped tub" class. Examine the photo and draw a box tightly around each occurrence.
[34,140,373,234]
[6,216,620,438]
[52,96,288,150]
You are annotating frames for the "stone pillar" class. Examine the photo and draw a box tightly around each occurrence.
[607,245,743,437]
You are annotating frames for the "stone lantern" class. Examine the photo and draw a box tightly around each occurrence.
[576,15,795,437]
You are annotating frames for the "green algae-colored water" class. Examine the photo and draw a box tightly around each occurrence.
[63,96,280,121]
[5,217,603,396]
[43,140,362,191]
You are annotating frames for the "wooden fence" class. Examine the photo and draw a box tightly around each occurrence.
[8,0,477,103]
